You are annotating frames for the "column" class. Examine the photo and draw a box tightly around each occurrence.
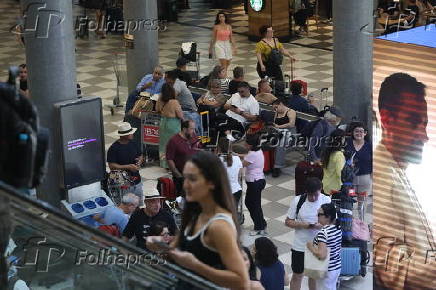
[333,0,373,126]
[124,0,159,92]
[22,0,77,207]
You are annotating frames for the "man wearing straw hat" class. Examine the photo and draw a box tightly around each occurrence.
[107,122,144,203]
[122,188,177,249]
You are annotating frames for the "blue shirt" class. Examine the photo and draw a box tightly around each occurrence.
[259,261,285,290]
[100,206,129,232]
[345,138,373,176]
[136,74,164,94]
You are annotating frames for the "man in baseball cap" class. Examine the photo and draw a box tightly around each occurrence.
[107,122,144,203]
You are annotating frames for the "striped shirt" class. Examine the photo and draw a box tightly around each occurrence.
[313,225,342,271]
[219,78,230,94]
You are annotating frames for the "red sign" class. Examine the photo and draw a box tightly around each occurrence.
[143,125,159,144]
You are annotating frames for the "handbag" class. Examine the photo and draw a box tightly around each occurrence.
[131,96,153,118]
[304,245,330,279]
[352,218,370,241]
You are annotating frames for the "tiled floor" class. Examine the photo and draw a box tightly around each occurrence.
[0,0,371,288]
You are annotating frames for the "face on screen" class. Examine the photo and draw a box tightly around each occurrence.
[384,94,429,164]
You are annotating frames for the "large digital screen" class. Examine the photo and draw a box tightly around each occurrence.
[58,97,105,189]
[373,37,436,289]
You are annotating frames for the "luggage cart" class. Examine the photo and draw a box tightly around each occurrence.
[108,52,128,115]
[307,87,330,110]
[141,111,161,162]
[107,170,131,205]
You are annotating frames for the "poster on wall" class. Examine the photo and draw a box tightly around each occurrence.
[373,35,436,289]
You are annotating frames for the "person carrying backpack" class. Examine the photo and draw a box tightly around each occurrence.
[321,129,346,195]
[285,177,331,290]
[304,106,344,163]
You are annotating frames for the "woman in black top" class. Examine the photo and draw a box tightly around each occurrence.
[147,151,249,289]
[271,98,296,178]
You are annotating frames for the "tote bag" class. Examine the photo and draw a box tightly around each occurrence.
[304,245,330,279]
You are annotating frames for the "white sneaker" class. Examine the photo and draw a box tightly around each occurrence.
[249,230,268,236]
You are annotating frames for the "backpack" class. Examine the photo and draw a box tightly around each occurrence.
[263,39,283,66]
[295,192,329,218]
[300,119,328,139]
[0,67,49,189]
[341,152,358,185]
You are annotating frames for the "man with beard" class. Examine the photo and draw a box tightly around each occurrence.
[166,120,201,196]
[373,73,436,289]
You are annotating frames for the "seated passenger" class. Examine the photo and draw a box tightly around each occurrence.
[125,65,165,115]
[308,107,343,163]
[228,66,257,95]
[271,98,296,178]
[93,193,139,233]
[255,79,277,105]
[197,79,226,110]
[107,122,144,204]
[173,57,193,87]
[200,65,230,94]
[122,190,177,249]
[222,82,260,137]
[136,65,165,94]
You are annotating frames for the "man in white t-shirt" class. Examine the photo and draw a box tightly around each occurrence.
[221,82,259,139]
[285,177,331,290]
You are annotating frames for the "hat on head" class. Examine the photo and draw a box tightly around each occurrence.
[176,57,189,67]
[329,106,344,118]
[144,188,166,200]
[117,122,137,136]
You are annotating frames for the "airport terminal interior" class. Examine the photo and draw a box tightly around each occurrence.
[3,0,435,289]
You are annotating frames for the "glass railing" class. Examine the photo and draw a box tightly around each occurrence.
[0,182,220,290]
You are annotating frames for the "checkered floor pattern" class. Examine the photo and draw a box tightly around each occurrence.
[0,0,371,288]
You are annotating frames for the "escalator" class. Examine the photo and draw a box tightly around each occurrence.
[0,182,220,290]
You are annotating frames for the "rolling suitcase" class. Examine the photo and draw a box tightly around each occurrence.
[345,239,370,277]
[290,60,308,96]
[294,160,323,195]
[263,150,275,174]
[340,247,361,276]
[157,177,176,200]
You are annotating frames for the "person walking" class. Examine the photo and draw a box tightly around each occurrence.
[209,11,236,77]
[255,25,295,81]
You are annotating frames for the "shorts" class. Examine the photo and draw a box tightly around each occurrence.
[291,249,305,274]
[214,40,232,60]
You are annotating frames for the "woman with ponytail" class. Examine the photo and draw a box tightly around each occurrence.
[217,137,243,205]
[306,203,342,290]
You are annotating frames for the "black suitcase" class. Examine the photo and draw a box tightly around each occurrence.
[342,238,370,277]
[106,7,124,34]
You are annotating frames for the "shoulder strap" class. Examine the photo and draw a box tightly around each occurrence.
[273,38,278,48]
[296,194,307,218]
[208,213,235,229]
